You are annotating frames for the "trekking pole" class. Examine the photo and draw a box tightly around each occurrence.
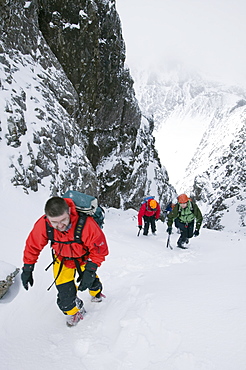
[166,234,173,250]
[137,228,141,237]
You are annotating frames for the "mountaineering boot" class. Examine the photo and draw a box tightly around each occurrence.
[177,236,188,249]
[185,238,189,244]
[66,306,86,327]
[91,292,106,302]
[152,231,157,236]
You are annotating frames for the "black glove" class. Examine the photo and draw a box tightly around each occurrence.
[138,225,142,230]
[78,261,97,291]
[166,227,172,235]
[21,264,34,290]
[194,229,199,237]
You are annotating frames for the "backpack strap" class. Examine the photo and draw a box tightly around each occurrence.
[145,201,151,211]
[74,212,87,243]
[45,217,54,244]
[45,213,87,245]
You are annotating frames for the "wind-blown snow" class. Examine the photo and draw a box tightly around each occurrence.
[0,184,246,370]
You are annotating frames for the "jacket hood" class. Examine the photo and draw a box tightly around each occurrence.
[64,198,77,217]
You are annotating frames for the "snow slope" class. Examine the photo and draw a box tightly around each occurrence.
[0,186,246,370]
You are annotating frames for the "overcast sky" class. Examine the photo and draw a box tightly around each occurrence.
[116,0,246,87]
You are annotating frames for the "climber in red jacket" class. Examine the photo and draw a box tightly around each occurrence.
[21,196,109,327]
[138,198,161,236]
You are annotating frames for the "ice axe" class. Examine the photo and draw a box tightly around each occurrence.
[166,234,173,250]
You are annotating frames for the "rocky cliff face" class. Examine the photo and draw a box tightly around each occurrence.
[190,109,246,232]
[0,0,175,209]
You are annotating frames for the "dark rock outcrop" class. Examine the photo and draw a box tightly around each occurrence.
[0,0,175,209]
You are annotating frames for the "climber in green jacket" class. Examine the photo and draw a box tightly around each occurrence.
[166,194,203,249]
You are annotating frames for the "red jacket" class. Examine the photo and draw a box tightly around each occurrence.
[23,198,109,269]
[138,200,161,226]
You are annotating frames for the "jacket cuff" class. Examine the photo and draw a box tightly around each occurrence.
[85,261,98,272]
[23,263,35,271]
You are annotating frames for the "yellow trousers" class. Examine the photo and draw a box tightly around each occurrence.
[53,258,102,315]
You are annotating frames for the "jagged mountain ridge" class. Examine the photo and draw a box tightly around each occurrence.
[0,0,175,209]
[186,105,246,232]
[130,66,246,232]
